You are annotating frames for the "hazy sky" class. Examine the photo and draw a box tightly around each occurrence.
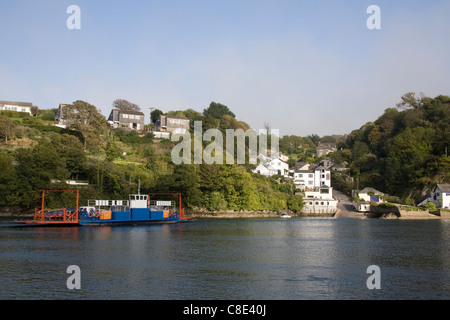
[1,0,449,136]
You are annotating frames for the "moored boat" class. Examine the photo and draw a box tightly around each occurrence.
[19,190,193,227]
[280,212,291,218]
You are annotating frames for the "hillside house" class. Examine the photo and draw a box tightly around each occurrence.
[357,187,384,203]
[108,109,145,130]
[155,115,190,134]
[431,184,450,209]
[252,157,289,177]
[293,165,331,191]
[0,101,33,115]
[316,143,337,157]
[55,104,70,127]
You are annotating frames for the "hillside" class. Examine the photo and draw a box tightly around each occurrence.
[1,93,449,214]
[310,93,450,203]
[0,102,300,214]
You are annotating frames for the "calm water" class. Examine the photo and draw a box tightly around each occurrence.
[1,217,450,300]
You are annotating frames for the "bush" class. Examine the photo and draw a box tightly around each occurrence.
[287,195,304,213]
[425,202,436,210]
[378,202,396,208]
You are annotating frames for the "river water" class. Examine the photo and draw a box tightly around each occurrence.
[1,217,450,300]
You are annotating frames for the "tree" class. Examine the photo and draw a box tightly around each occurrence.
[396,92,425,110]
[287,195,304,213]
[0,115,15,142]
[64,100,108,149]
[150,109,163,124]
[203,102,235,119]
[113,99,141,112]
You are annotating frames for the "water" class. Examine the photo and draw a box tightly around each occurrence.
[1,217,450,300]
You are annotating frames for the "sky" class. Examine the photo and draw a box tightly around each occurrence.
[1,0,449,137]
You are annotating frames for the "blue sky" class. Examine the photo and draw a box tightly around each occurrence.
[1,0,449,136]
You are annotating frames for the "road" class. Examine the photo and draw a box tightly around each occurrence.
[333,189,365,218]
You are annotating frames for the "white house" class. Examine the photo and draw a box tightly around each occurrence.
[252,157,289,177]
[0,101,33,115]
[302,186,338,214]
[293,165,331,191]
[253,163,276,177]
[357,187,384,203]
[431,184,450,209]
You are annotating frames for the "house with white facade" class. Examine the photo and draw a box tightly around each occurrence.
[351,187,384,212]
[431,184,450,209]
[0,101,33,115]
[302,185,338,214]
[293,165,331,191]
[357,187,384,203]
[252,157,289,177]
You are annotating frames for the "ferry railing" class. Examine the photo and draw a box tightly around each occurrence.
[34,190,79,224]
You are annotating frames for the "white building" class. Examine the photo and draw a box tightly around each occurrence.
[357,187,384,203]
[293,165,331,191]
[302,186,338,214]
[0,101,33,115]
[252,157,289,177]
[431,184,450,209]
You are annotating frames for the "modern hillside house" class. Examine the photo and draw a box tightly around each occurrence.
[107,109,145,130]
[155,115,190,134]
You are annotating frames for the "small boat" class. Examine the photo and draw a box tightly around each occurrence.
[280,212,291,218]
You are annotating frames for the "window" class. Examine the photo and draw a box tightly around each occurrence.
[308,174,313,178]
[130,115,135,119]
[135,116,140,120]
[321,202,324,205]
[123,114,128,119]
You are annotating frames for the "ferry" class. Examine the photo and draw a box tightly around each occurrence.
[19,190,193,227]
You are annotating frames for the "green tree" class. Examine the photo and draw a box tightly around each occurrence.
[150,109,164,124]
[287,195,304,213]
[0,115,15,142]
[64,100,108,149]
[113,99,141,112]
[203,102,235,119]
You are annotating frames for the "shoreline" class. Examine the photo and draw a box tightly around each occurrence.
[1,206,448,220]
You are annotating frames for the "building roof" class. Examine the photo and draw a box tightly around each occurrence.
[359,187,383,195]
[111,109,145,116]
[436,184,450,193]
[162,115,189,120]
[0,101,33,107]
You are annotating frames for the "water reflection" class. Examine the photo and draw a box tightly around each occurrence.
[1,218,450,299]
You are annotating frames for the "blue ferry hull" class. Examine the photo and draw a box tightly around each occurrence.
[78,208,183,226]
